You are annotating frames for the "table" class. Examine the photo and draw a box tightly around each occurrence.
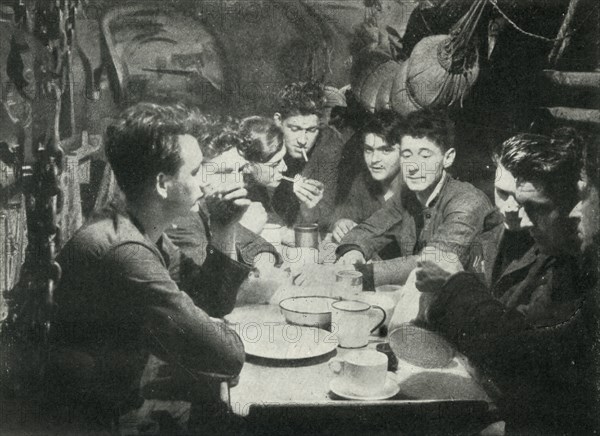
[227,304,496,435]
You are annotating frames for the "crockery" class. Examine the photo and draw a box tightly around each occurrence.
[331,300,386,348]
[389,323,454,368]
[329,349,389,397]
[279,296,339,330]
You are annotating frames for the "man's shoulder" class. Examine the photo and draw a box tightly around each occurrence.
[60,207,153,261]
[442,177,493,210]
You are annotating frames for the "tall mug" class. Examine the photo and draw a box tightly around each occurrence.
[332,300,386,348]
[294,224,319,265]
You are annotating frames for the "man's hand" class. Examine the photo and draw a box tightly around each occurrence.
[331,219,357,243]
[414,260,453,293]
[336,250,366,265]
[205,183,251,228]
[293,176,324,210]
[239,201,268,234]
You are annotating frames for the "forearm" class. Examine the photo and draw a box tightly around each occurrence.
[183,246,252,318]
[211,224,238,260]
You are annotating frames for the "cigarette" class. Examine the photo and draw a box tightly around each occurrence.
[281,175,295,183]
[301,148,308,162]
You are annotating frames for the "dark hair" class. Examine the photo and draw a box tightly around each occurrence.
[276,81,328,120]
[194,115,243,161]
[362,110,401,142]
[388,109,455,151]
[105,102,203,199]
[498,128,583,203]
[583,134,600,192]
[238,116,284,163]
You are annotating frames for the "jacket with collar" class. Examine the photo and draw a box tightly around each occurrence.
[337,175,498,285]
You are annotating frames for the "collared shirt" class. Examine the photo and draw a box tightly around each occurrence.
[48,205,249,413]
[337,175,498,285]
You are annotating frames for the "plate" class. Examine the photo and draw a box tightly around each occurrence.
[329,373,399,401]
[225,305,338,360]
[388,323,454,368]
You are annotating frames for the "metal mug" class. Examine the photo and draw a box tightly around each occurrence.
[294,224,319,248]
[335,270,363,292]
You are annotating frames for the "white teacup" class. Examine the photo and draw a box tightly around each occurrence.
[329,350,388,397]
[331,300,386,348]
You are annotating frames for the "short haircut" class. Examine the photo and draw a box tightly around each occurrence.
[498,128,583,204]
[276,81,328,120]
[194,115,242,161]
[362,110,401,144]
[238,116,284,163]
[388,109,455,151]
[105,102,203,199]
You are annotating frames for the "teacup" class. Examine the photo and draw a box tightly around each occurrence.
[331,300,386,348]
[329,350,388,397]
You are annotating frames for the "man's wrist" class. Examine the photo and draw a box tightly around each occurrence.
[354,262,375,292]
[211,224,238,259]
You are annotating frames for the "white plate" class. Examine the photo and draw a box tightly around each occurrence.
[225,305,338,360]
[329,373,400,401]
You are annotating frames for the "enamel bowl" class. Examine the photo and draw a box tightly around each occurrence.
[279,296,338,330]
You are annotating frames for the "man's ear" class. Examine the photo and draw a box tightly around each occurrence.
[273,113,283,127]
[443,148,456,169]
[156,172,169,199]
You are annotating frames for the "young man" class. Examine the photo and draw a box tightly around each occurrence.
[43,103,248,431]
[330,110,402,258]
[271,81,345,231]
[166,115,283,272]
[414,131,593,434]
[336,109,497,288]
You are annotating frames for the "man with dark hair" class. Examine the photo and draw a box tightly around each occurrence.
[414,130,592,434]
[166,115,282,271]
[336,109,497,288]
[271,81,345,231]
[330,110,402,260]
[44,103,248,432]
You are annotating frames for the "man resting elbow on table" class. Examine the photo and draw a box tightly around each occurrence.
[409,131,597,434]
[335,109,498,290]
[43,104,247,432]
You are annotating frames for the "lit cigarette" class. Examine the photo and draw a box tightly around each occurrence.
[281,175,295,183]
[301,148,308,162]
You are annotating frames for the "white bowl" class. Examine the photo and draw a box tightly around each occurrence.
[279,296,338,330]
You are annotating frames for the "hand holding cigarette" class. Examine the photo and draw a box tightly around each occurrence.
[292,176,324,209]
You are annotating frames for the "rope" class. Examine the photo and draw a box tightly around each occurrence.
[487,0,568,43]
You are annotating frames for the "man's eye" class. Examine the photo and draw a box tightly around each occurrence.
[401,152,412,158]
[307,128,319,133]
[420,152,432,158]
[289,127,300,132]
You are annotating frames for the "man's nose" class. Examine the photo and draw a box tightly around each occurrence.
[569,201,582,219]
[518,207,533,229]
[406,163,419,175]
[297,131,308,146]
[505,196,520,213]
[370,151,382,164]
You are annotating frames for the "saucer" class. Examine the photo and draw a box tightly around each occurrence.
[329,373,399,401]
